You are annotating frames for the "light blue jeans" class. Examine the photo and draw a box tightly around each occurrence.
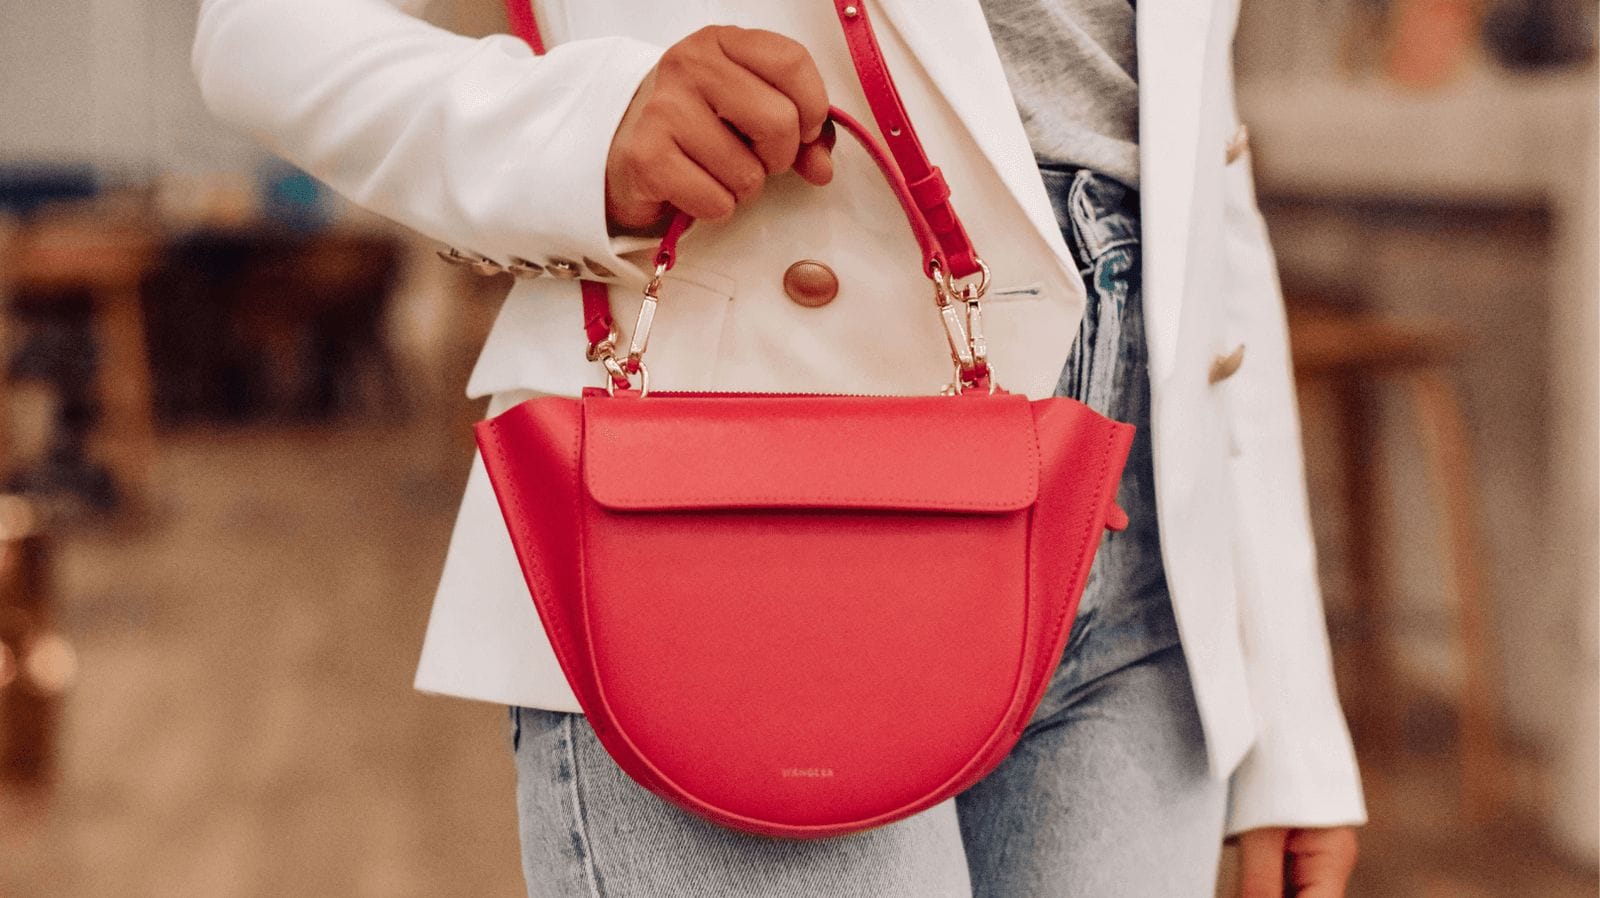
[508,169,1227,897]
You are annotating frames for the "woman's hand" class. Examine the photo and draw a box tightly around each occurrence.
[1236,826,1359,897]
[605,25,835,233]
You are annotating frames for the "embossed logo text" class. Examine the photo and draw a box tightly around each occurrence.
[779,767,835,778]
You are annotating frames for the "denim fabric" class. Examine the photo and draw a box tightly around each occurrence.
[1032,165,1182,696]
[508,168,1225,897]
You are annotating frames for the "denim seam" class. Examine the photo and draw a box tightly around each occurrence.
[563,715,605,898]
[1066,168,1139,261]
[1067,170,1097,262]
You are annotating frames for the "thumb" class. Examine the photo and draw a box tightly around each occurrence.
[793,118,836,186]
[1237,827,1290,898]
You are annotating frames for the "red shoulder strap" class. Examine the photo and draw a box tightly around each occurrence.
[829,1,980,279]
[504,0,544,53]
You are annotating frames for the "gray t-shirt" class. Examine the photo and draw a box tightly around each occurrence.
[978,0,1139,188]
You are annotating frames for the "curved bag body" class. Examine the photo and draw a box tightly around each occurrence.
[476,387,1134,839]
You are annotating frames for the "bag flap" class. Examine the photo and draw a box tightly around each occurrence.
[582,393,1039,513]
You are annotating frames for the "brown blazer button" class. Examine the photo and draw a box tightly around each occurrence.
[782,260,839,308]
[582,256,618,278]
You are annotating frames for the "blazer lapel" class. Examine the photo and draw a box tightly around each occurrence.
[1136,0,1216,383]
[876,0,1218,386]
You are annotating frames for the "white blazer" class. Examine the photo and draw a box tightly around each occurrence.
[194,0,1366,835]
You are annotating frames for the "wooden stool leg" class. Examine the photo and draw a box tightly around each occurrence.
[1334,373,1403,760]
[93,282,156,509]
[1409,367,1504,822]
[0,500,66,795]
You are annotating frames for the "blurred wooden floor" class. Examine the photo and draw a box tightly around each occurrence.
[0,419,524,898]
[0,418,1593,897]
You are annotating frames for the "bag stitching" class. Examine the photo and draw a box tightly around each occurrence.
[487,417,584,703]
[1031,422,1118,699]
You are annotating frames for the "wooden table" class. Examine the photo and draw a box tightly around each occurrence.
[2,221,158,510]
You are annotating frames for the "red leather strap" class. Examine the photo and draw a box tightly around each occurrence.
[831,1,981,279]
[504,0,544,53]
[650,211,695,270]
[580,280,614,351]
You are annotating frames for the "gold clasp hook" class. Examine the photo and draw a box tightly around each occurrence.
[589,260,667,395]
[930,258,994,393]
[625,260,669,374]
[942,258,991,303]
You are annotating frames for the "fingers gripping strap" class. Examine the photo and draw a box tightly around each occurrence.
[503,0,984,352]
[652,107,947,278]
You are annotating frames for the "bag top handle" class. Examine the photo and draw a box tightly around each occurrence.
[503,1,993,393]
[502,1,982,282]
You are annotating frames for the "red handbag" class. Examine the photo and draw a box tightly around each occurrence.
[478,1,1134,839]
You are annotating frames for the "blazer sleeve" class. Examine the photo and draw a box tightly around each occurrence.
[1217,69,1369,837]
[192,0,665,282]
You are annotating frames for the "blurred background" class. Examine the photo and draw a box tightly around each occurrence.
[0,1,1595,895]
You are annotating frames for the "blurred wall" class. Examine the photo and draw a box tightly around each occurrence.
[0,0,512,180]
[1549,88,1598,860]
[0,0,265,181]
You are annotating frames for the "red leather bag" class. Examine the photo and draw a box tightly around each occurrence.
[479,2,1134,839]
